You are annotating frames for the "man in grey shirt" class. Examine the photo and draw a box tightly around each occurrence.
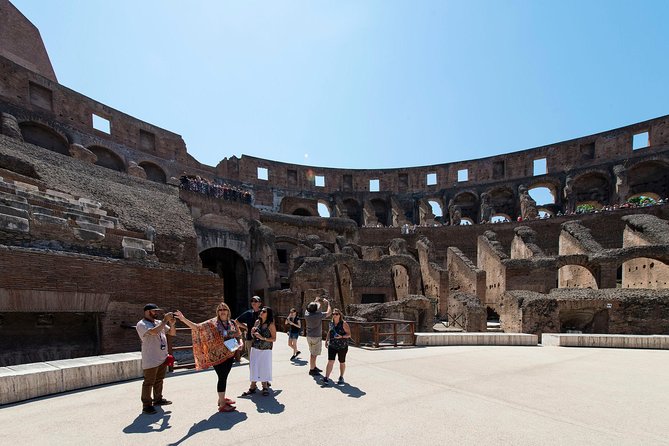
[304,298,331,375]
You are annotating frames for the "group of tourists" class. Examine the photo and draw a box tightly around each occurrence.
[179,175,253,204]
[135,295,351,415]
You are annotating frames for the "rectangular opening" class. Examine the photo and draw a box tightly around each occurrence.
[398,173,408,190]
[287,169,297,186]
[29,82,53,111]
[361,294,385,304]
[257,167,268,180]
[277,249,288,264]
[343,174,353,191]
[92,114,110,134]
[633,131,649,150]
[369,179,379,192]
[533,158,547,176]
[139,129,155,151]
[315,175,325,187]
[580,142,595,160]
[493,160,505,179]
[426,172,437,186]
[457,169,468,182]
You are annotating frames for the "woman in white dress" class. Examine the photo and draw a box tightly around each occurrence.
[246,306,276,396]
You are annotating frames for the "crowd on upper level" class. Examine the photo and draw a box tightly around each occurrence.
[179,175,253,204]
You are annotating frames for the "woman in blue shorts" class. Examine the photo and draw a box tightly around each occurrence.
[286,307,301,360]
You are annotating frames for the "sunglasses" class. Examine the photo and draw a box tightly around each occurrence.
[260,309,267,313]
[218,309,228,312]
[333,312,341,315]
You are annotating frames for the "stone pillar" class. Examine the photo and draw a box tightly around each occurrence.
[1,113,23,140]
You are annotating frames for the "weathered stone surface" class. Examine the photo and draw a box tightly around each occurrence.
[73,227,105,242]
[123,246,147,259]
[127,161,147,179]
[1,113,23,140]
[68,144,97,164]
[0,214,29,232]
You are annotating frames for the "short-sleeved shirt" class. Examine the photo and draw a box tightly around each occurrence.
[236,309,260,340]
[136,318,169,369]
[304,311,327,338]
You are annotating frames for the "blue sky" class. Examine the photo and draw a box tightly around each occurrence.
[11,0,669,170]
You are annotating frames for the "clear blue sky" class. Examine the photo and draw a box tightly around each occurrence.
[11,0,669,170]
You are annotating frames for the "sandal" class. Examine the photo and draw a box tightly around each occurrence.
[241,387,257,397]
[218,404,236,412]
[262,388,270,396]
[224,397,236,405]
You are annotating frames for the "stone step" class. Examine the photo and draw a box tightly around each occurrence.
[122,236,154,253]
[32,213,67,226]
[123,246,148,259]
[73,227,105,242]
[78,197,101,209]
[0,193,30,211]
[542,333,669,349]
[415,332,538,346]
[12,180,39,192]
[0,204,29,219]
[76,221,106,235]
[0,214,29,232]
[98,216,118,229]
[45,189,78,205]
[64,211,99,225]
[31,205,55,216]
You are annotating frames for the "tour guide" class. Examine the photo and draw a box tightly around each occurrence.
[136,303,176,414]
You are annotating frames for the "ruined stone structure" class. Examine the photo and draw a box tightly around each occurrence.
[0,0,668,365]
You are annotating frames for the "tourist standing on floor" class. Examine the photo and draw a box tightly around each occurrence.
[304,297,332,376]
[136,303,176,415]
[174,303,243,413]
[243,306,276,396]
[235,296,263,359]
[322,309,351,386]
[286,307,302,360]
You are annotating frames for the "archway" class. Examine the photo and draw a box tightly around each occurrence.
[317,200,331,217]
[19,122,69,155]
[88,146,125,172]
[558,264,598,289]
[627,160,669,201]
[292,208,312,216]
[199,248,248,317]
[370,198,389,226]
[528,186,556,206]
[343,199,361,226]
[572,171,611,207]
[139,162,167,183]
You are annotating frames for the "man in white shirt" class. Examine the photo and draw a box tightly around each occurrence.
[136,303,176,414]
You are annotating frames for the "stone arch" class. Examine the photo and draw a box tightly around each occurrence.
[486,186,515,220]
[427,198,444,221]
[451,190,478,223]
[571,170,611,207]
[370,198,389,226]
[88,145,125,172]
[626,159,669,201]
[19,121,69,155]
[343,198,362,226]
[557,257,599,289]
[317,200,331,217]
[491,213,511,223]
[391,263,410,299]
[199,247,248,317]
[292,208,312,216]
[139,161,166,183]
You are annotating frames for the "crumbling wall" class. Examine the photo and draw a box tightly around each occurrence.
[447,291,486,332]
[621,214,669,289]
[477,231,508,308]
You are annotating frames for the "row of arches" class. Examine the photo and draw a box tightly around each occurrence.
[18,121,167,183]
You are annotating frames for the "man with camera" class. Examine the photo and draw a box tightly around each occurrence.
[136,303,176,415]
[304,297,332,376]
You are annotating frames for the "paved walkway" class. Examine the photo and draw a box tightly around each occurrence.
[2,333,669,446]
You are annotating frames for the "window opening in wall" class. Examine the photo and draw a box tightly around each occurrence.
[139,129,156,152]
[580,142,595,160]
[493,160,505,179]
[426,173,437,186]
[315,175,325,187]
[533,158,547,176]
[92,114,110,134]
[287,169,297,186]
[457,169,468,182]
[633,131,649,150]
[318,202,330,217]
[398,173,408,189]
[428,200,442,218]
[343,174,353,191]
[277,249,288,264]
[257,167,268,180]
[370,179,379,192]
[460,218,473,225]
[528,186,555,205]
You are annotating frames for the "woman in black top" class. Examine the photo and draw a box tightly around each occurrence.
[323,309,351,386]
[286,308,301,360]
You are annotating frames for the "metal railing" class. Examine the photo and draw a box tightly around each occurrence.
[347,318,416,347]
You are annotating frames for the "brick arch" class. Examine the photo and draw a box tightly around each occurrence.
[370,197,389,226]
[19,121,69,155]
[138,161,166,183]
[570,169,612,207]
[486,186,515,220]
[557,254,600,289]
[626,158,669,201]
[451,190,478,223]
[527,178,560,204]
[88,145,125,172]
[342,198,362,226]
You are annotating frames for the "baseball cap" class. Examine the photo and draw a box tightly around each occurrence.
[143,303,162,312]
[251,296,262,303]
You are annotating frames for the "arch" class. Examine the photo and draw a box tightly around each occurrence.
[370,198,389,226]
[560,308,609,333]
[460,218,473,225]
[88,145,125,172]
[451,190,478,223]
[627,159,669,200]
[537,208,553,218]
[558,264,598,289]
[292,208,312,216]
[343,198,362,226]
[139,161,166,183]
[428,200,443,218]
[491,214,511,223]
[19,121,69,155]
[571,170,611,207]
[487,186,515,219]
[199,247,248,317]
[528,186,556,205]
[317,200,331,217]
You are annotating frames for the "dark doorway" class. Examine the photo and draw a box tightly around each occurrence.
[361,294,385,304]
[200,248,248,318]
